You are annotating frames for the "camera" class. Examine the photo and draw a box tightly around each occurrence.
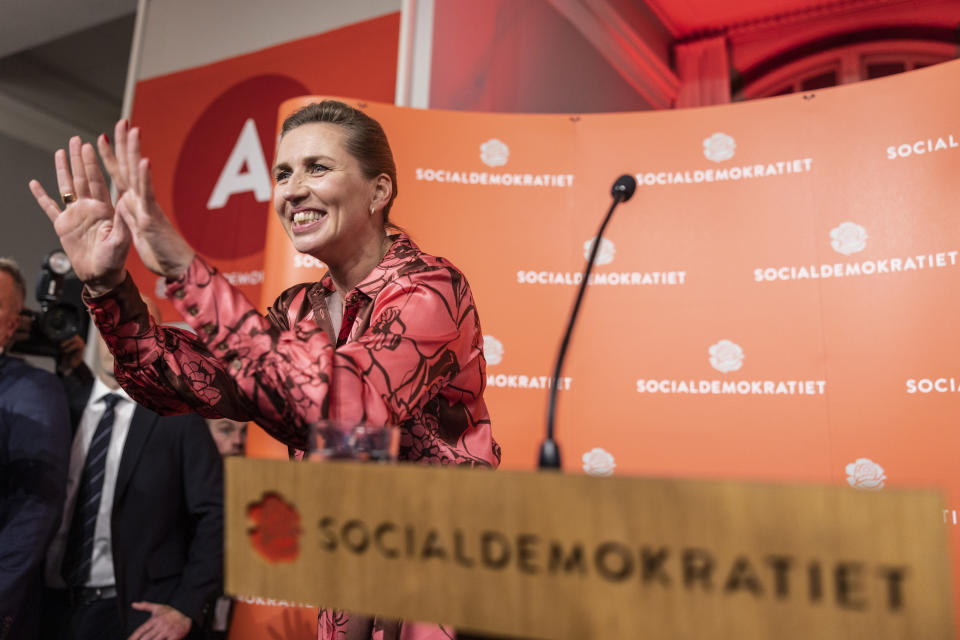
[11,250,89,358]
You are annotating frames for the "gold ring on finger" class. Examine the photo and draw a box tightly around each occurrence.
[61,192,77,205]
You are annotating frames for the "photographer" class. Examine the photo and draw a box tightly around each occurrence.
[12,249,90,366]
[0,257,71,639]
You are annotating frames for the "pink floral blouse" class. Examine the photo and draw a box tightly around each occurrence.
[85,233,500,638]
[86,233,499,468]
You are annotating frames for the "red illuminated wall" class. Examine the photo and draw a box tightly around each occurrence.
[430,0,653,112]
[430,0,960,113]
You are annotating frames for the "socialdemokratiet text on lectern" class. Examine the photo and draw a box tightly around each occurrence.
[224,458,953,639]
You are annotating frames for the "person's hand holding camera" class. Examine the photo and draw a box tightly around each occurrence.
[57,334,86,375]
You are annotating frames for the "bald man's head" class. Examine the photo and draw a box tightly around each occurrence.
[0,259,26,351]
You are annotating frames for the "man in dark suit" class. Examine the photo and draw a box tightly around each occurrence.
[44,297,223,640]
[0,258,71,639]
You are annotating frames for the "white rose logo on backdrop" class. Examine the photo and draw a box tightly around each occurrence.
[709,340,744,373]
[703,133,736,163]
[483,335,504,366]
[584,237,616,265]
[480,139,509,167]
[845,458,886,490]
[830,222,868,255]
[582,448,616,476]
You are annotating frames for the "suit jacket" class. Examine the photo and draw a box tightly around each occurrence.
[64,367,223,637]
[0,354,70,640]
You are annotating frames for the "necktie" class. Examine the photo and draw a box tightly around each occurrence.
[62,393,121,587]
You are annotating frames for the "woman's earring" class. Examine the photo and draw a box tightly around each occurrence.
[370,205,376,215]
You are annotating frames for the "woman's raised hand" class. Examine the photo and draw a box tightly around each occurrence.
[99,120,196,280]
[29,136,131,296]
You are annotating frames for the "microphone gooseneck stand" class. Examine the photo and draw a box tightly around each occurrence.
[539,175,637,470]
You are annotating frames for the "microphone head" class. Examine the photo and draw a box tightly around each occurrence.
[611,174,637,202]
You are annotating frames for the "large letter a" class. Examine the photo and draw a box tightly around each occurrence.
[206,118,271,209]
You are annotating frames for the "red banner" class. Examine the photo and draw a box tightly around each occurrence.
[128,13,400,322]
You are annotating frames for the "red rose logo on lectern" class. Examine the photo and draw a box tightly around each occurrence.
[247,492,302,562]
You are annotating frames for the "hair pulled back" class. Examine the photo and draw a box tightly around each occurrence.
[281,100,399,224]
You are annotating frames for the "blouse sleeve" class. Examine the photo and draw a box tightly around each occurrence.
[87,255,484,452]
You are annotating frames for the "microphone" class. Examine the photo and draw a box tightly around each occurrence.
[539,174,637,470]
[611,174,637,201]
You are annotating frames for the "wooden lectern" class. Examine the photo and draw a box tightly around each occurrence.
[225,458,953,639]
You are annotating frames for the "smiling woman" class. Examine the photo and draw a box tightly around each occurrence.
[274,121,392,274]
[272,102,397,280]
[29,99,500,640]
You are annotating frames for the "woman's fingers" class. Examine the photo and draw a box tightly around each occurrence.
[83,142,111,203]
[28,180,62,224]
[139,158,157,208]
[127,127,142,195]
[115,195,138,236]
[114,119,130,186]
[54,148,74,203]
[68,136,90,198]
[111,204,132,246]
[98,132,124,192]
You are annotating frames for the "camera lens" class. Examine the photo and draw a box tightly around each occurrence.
[40,303,80,342]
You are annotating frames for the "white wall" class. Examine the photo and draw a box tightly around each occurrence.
[0,131,67,311]
[0,130,76,370]
[136,0,401,80]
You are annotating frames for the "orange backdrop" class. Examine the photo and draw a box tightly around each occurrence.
[259,59,960,628]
